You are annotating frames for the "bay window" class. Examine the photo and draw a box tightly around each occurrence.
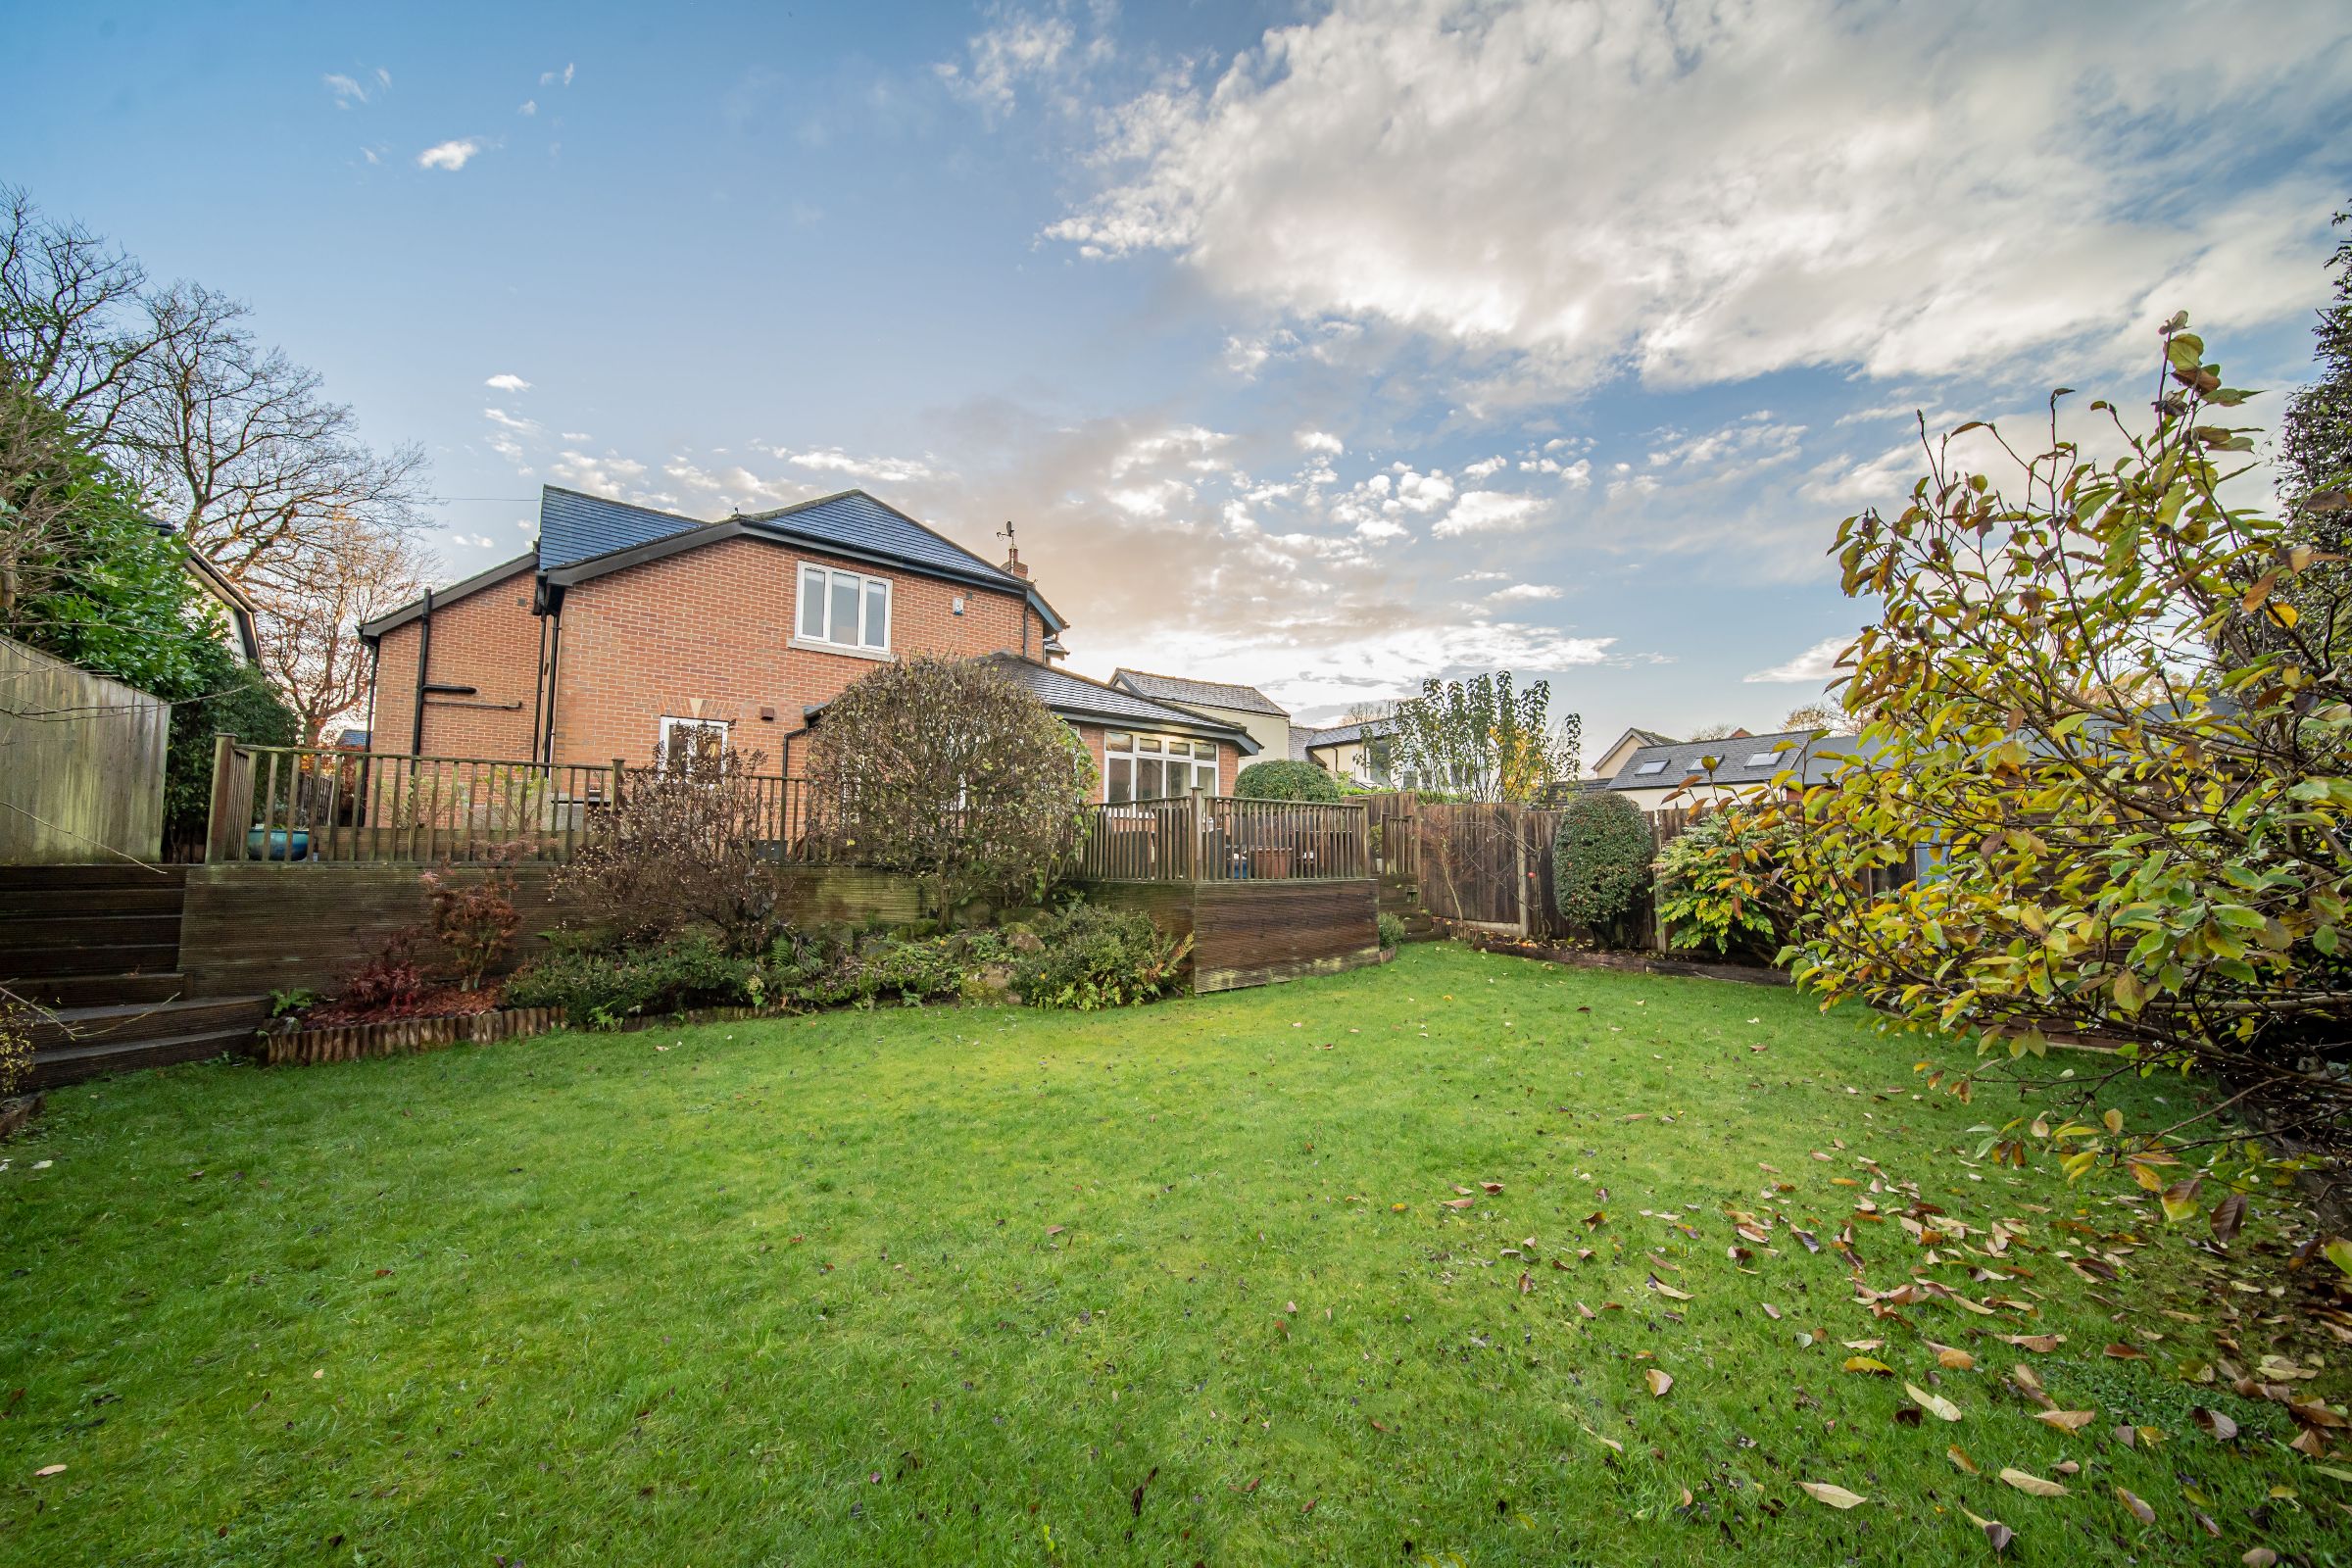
[1102,731,1219,804]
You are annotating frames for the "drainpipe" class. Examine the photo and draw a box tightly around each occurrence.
[540,601,564,764]
[529,612,547,762]
[410,587,433,755]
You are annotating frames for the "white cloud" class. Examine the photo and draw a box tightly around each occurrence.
[484,373,532,392]
[1490,583,1562,602]
[518,99,538,117]
[1295,429,1345,456]
[1433,490,1541,538]
[1463,455,1507,479]
[417,138,484,172]
[772,446,944,486]
[1745,635,1855,684]
[937,4,1108,121]
[323,74,368,107]
[560,431,592,443]
[360,146,381,166]
[1048,0,2350,391]
[541,63,575,87]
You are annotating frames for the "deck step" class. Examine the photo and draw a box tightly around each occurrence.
[25,995,268,1051]
[0,913,182,951]
[27,1027,258,1091]
[0,886,187,919]
[2,971,196,1009]
[0,942,180,980]
[0,864,186,891]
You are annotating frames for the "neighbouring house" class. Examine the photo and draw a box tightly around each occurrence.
[1107,670,1291,760]
[1292,717,1404,789]
[1601,727,1867,813]
[1588,725,1678,782]
[182,544,261,663]
[359,485,1256,798]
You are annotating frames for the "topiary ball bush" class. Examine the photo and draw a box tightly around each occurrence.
[1553,791,1653,942]
[1234,760,1343,802]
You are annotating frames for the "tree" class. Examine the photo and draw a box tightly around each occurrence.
[1685,721,1744,741]
[1234,759,1343,802]
[1781,701,1853,732]
[1386,672,1580,802]
[805,657,1095,917]
[1552,791,1651,944]
[1,186,428,739]
[2279,208,2352,638]
[162,637,300,852]
[1774,317,2352,1203]
[561,743,794,955]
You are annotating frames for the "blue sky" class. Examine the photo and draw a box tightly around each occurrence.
[9,0,2350,750]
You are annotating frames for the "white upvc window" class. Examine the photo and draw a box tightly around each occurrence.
[1102,731,1219,804]
[658,715,728,773]
[795,562,891,654]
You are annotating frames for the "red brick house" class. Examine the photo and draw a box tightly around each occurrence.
[360,486,1257,797]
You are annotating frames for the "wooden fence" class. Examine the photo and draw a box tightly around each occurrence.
[1385,794,1703,945]
[2,635,168,864]
[1071,796,1368,883]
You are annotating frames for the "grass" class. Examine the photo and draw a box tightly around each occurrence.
[1,942,2344,1566]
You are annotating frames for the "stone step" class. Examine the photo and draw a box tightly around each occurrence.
[27,1026,258,1091]
[25,995,268,1051]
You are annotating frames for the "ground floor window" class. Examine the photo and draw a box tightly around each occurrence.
[658,715,728,773]
[1103,731,1217,803]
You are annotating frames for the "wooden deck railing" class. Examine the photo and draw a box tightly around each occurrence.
[205,743,1370,882]
[1071,795,1369,883]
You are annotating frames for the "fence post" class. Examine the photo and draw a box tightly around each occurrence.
[204,732,238,863]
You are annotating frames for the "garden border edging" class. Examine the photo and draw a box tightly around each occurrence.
[259,1001,805,1067]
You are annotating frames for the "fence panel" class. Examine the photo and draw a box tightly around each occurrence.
[1071,796,1368,883]
[1415,802,1523,926]
[209,743,620,865]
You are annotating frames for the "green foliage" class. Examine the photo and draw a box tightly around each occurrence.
[764,926,1008,1008]
[267,988,318,1020]
[806,657,1095,915]
[1008,902,1193,1009]
[161,636,300,846]
[1234,759,1342,802]
[1385,672,1580,802]
[1376,910,1406,951]
[1551,791,1652,941]
[0,378,210,696]
[1652,809,1794,958]
[1774,318,2352,1190]
[504,931,763,1027]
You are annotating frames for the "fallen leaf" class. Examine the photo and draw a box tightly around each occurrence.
[2243,1550,2278,1568]
[2000,1468,2068,1497]
[1933,1344,1976,1372]
[1906,1382,1962,1422]
[1443,1197,1476,1210]
[1962,1508,2015,1555]
[33,1464,65,1478]
[2191,1407,2239,1442]
[1517,1271,1533,1296]
[1798,1482,1866,1510]
[1646,1368,1674,1397]
[1761,1302,1782,1320]
[1647,1275,1692,1301]
[2209,1191,2247,1245]
[1842,1356,1893,1376]
[1481,1182,1504,1195]
[2034,1409,2096,1433]
[2103,1344,2147,1361]
[2002,1334,2063,1352]
[2115,1486,2155,1524]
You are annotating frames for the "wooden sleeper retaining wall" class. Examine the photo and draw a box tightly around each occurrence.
[260,1001,806,1067]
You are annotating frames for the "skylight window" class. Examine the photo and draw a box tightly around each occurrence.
[1745,751,1786,767]
[1634,760,1669,776]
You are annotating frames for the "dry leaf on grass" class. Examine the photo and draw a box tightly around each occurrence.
[1646,1368,1674,1397]
[1961,1509,2015,1555]
[1842,1355,1893,1376]
[1442,1197,1476,1210]
[1932,1343,1976,1371]
[1947,1445,1980,1475]
[1906,1383,1962,1422]
[2192,1407,2240,1442]
[2115,1487,2155,1525]
[2001,1333,2063,1352]
[1799,1482,1867,1510]
[2034,1409,2097,1433]
[32,1464,65,1478]
[1999,1468,2068,1497]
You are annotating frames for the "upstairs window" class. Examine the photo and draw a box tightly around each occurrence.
[796,563,891,653]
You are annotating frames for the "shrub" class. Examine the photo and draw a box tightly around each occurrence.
[1652,809,1795,959]
[1553,792,1652,944]
[804,657,1095,916]
[559,743,789,955]
[765,927,1009,1008]
[1234,760,1342,802]
[339,930,433,1016]
[504,931,760,1027]
[1376,910,1407,951]
[1009,903,1194,1009]
[419,858,521,990]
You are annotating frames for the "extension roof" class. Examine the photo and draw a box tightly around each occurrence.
[362,485,1068,641]
[1603,728,1872,791]
[1107,668,1289,718]
[797,655,1258,754]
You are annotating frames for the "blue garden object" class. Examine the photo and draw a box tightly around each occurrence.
[246,827,311,861]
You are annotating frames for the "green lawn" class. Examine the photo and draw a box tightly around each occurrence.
[2,944,2343,1566]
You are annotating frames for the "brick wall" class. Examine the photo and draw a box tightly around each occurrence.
[549,537,1048,769]
[369,573,542,761]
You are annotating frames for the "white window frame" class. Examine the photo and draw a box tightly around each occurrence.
[791,561,893,659]
[1102,731,1219,804]
[658,714,729,772]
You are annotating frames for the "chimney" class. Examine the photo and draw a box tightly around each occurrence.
[1002,543,1029,580]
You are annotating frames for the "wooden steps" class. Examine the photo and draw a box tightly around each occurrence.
[0,865,264,1087]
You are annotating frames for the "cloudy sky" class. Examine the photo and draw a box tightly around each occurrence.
[9,0,2349,745]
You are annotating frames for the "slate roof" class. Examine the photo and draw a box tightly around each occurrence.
[539,487,708,568]
[1604,728,1872,791]
[982,657,1259,753]
[1291,718,1396,760]
[1107,669,1289,717]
